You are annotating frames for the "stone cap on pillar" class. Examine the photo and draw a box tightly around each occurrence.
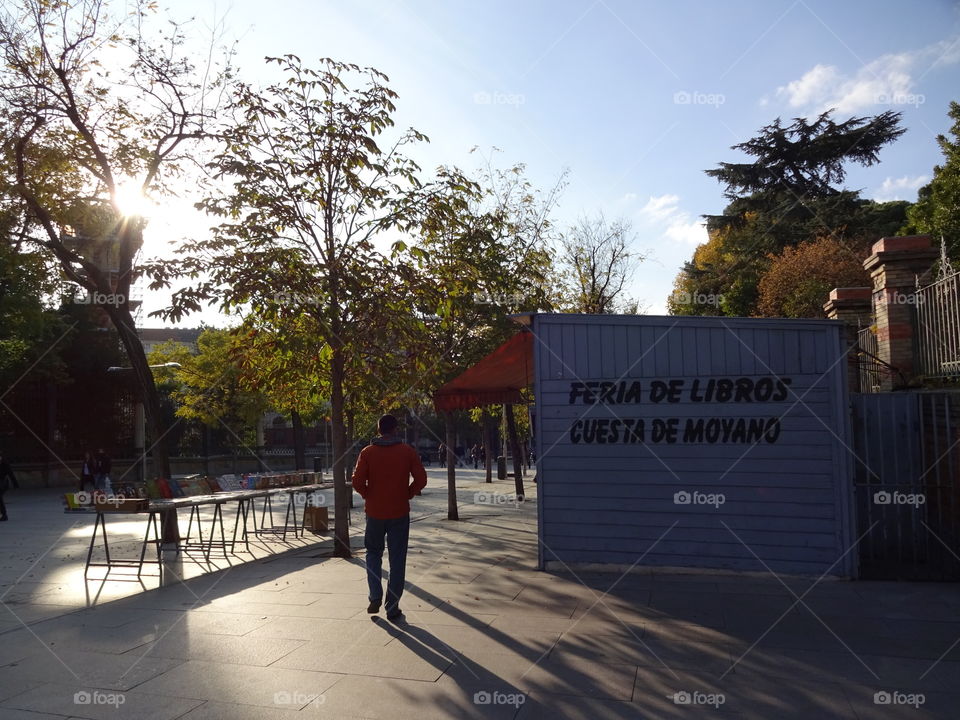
[863,234,937,275]
[823,286,873,320]
[828,287,872,302]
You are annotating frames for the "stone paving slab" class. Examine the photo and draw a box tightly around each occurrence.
[130,659,342,707]
[2,645,184,692]
[129,632,305,666]
[2,472,960,719]
[2,684,203,720]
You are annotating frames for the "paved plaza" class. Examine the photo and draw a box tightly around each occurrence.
[0,469,958,718]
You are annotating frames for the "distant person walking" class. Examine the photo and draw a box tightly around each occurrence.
[94,448,111,492]
[80,451,96,492]
[352,414,427,622]
[0,453,17,521]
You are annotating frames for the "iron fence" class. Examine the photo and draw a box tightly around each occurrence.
[916,269,960,378]
[852,392,960,580]
[856,326,883,393]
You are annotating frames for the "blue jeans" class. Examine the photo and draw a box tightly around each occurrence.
[364,515,410,614]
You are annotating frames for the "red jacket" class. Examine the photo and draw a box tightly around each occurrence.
[351,438,427,519]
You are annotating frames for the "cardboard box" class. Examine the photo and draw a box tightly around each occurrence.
[303,506,329,532]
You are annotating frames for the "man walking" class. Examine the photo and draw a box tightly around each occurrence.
[352,414,427,622]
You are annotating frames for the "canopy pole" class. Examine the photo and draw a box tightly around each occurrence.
[505,404,524,501]
[445,411,459,520]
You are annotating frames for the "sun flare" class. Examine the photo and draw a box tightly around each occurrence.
[113,182,154,219]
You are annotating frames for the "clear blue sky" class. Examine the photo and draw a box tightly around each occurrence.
[151,0,960,319]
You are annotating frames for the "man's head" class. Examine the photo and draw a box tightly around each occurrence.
[377,414,398,436]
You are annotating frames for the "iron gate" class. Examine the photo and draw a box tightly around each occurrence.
[852,392,960,580]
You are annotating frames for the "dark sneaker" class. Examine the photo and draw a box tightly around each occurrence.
[386,609,404,623]
[367,600,381,614]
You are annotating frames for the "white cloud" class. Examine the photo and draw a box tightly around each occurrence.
[639,194,681,223]
[638,194,708,246]
[777,64,841,109]
[772,37,958,114]
[872,174,929,202]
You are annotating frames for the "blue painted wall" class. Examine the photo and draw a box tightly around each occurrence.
[531,314,854,577]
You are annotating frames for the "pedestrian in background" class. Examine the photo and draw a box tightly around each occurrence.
[94,448,111,492]
[0,453,17,521]
[80,451,95,492]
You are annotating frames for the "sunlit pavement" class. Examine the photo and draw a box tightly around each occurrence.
[1,468,959,719]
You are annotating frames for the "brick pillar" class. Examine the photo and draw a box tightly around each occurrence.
[862,235,937,389]
[823,287,872,392]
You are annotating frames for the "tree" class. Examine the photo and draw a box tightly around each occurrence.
[402,157,562,519]
[0,218,67,389]
[558,213,644,314]
[671,110,906,316]
[152,56,428,556]
[0,0,228,478]
[902,101,960,258]
[148,328,270,444]
[756,236,870,318]
[706,110,905,201]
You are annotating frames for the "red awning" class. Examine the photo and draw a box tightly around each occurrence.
[433,331,534,412]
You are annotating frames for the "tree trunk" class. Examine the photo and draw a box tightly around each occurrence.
[291,409,306,470]
[505,404,524,500]
[445,411,459,520]
[482,412,493,483]
[330,346,351,557]
[109,305,170,480]
[501,404,509,458]
[346,405,356,509]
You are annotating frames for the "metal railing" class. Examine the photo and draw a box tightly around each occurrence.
[916,270,960,378]
[856,326,883,393]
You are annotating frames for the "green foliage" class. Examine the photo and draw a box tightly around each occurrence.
[706,110,905,201]
[398,152,563,401]
[672,110,907,317]
[0,211,68,387]
[902,101,960,258]
[148,328,270,433]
